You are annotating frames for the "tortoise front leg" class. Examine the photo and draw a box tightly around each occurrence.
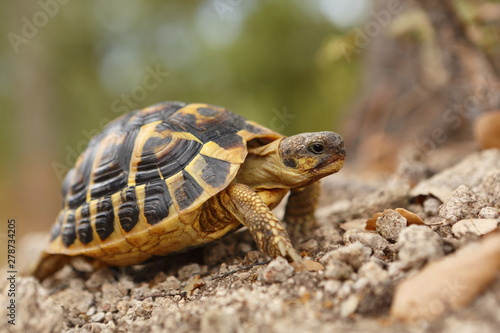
[222,183,303,264]
[284,181,321,242]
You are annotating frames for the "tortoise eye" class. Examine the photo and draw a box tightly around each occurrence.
[308,143,325,154]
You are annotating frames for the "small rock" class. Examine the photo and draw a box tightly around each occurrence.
[52,288,94,315]
[91,311,105,323]
[118,275,135,291]
[80,323,113,333]
[178,263,202,281]
[376,210,407,242]
[70,257,95,274]
[101,282,124,312]
[243,250,263,264]
[323,260,354,280]
[218,263,230,274]
[323,280,342,295]
[340,294,360,318]
[134,298,155,318]
[475,170,500,208]
[156,276,182,291]
[435,185,487,225]
[396,225,444,269]
[452,219,499,237]
[337,280,355,299]
[343,230,392,260]
[260,257,294,283]
[423,197,442,216]
[86,306,97,316]
[85,268,115,290]
[358,261,389,287]
[321,243,372,270]
[367,208,424,231]
[478,207,499,219]
[116,301,130,317]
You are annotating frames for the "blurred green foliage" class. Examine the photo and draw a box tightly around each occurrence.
[2,1,361,152]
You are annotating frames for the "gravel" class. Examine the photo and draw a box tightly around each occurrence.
[2,148,499,333]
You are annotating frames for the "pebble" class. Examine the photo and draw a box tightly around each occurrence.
[478,207,499,219]
[475,171,500,207]
[340,294,360,318]
[376,210,407,242]
[423,197,442,216]
[85,268,115,290]
[343,229,391,259]
[101,282,124,312]
[323,280,342,295]
[86,306,97,316]
[323,260,354,280]
[321,243,372,270]
[178,263,202,281]
[91,312,105,323]
[435,185,486,225]
[156,276,182,291]
[357,261,389,287]
[116,300,130,317]
[259,257,294,283]
[396,225,444,269]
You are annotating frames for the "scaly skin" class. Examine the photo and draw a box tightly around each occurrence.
[211,183,303,264]
[284,181,321,242]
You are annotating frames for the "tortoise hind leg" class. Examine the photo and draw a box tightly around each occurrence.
[28,252,107,281]
[222,183,303,264]
[27,252,72,281]
[284,181,321,242]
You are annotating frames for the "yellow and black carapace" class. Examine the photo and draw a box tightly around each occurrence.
[32,102,346,280]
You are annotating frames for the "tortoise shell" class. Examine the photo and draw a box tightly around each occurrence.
[48,102,283,265]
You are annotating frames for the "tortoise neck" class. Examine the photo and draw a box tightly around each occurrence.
[233,139,310,190]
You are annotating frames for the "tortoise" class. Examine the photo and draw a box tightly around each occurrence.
[32,102,345,280]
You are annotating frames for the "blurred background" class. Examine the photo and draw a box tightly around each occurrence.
[1,0,500,258]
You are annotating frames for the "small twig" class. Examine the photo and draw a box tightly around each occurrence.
[212,260,270,280]
[135,291,187,301]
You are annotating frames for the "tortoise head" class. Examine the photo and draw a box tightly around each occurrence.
[278,131,345,187]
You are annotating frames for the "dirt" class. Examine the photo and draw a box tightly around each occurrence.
[1,148,499,333]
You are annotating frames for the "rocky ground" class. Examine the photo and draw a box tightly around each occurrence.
[1,147,500,333]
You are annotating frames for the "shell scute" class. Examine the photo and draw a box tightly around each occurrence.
[117,187,140,232]
[143,181,172,226]
[77,203,92,244]
[94,196,115,241]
